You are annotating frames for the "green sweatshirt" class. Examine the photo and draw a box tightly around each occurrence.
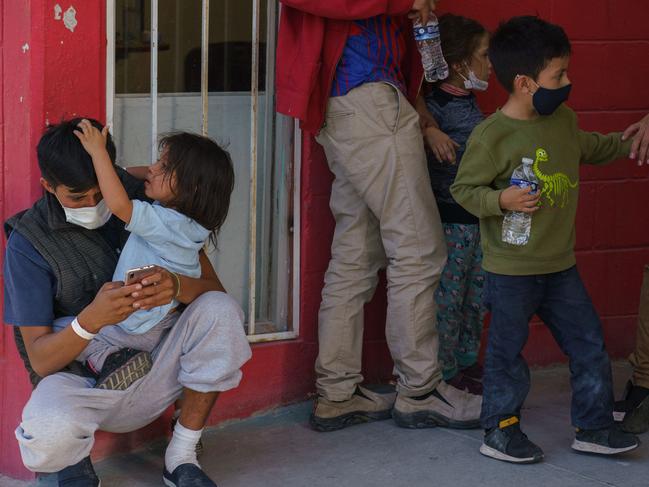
[450,104,632,276]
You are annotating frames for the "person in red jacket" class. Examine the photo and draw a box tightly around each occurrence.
[277,0,482,432]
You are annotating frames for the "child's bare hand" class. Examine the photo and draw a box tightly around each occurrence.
[424,126,460,163]
[499,186,541,213]
[74,119,109,159]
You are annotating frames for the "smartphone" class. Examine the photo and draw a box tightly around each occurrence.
[124,265,157,286]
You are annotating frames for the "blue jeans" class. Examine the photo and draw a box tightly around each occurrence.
[481,266,614,430]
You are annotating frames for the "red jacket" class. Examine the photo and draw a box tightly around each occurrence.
[276,0,424,134]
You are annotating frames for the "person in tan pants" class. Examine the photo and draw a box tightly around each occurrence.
[613,116,649,434]
[276,0,482,432]
[615,265,649,433]
[313,81,480,431]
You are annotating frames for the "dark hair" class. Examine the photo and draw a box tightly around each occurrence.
[37,118,116,192]
[158,132,235,245]
[489,16,571,92]
[439,14,488,68]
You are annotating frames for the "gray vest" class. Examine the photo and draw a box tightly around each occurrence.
[6,195,121,317]
[4,170,145,385]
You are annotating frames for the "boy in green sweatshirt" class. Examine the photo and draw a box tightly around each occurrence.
[451,16,643,464]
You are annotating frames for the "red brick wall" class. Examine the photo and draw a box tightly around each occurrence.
[299,0,649,379]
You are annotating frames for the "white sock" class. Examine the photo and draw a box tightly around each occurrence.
[165,420,202,473]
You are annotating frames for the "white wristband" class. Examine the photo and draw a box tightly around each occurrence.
[70,317,97,340]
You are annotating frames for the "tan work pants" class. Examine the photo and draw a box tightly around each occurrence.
[314,82,447,401]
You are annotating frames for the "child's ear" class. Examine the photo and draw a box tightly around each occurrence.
[513,75,534,95]
[451,61,465,75]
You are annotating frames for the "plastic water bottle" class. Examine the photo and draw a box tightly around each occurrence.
[502,157,539,246]
[413,15,449,82]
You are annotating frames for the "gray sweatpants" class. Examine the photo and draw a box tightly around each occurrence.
[15,291,252,473]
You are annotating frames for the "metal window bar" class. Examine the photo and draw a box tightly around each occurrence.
[245,0,302,342]
[150,0,159,164]
[258,0,277,323]
[248,0,261,336]
[201,0,209,136]
[106,0,116,131]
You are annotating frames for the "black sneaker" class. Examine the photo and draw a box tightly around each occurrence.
[613,380,647,421]
[614,380,649,434]
[622,395,649,434]
[57,456,100,486]
[572,425,640,455]
[163,463,216,487]
[95,348,152,390]
[479,417,544,464]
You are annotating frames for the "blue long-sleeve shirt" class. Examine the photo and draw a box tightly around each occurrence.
[425,85,484,224]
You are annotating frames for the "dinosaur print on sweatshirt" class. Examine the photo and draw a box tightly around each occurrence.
[531,148,578,208]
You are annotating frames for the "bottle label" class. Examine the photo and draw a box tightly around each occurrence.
[413,23,440,42]
[510,178,538,193]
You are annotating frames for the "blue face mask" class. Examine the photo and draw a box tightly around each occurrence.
[531,81,572,116]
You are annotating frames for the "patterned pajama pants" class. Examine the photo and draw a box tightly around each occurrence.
[435,223,486,380]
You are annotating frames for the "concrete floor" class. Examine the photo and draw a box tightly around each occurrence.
[8,362,648,487]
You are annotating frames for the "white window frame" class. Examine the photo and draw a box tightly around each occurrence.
[105,0,300,343]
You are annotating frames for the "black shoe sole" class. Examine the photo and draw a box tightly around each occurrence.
[163,475,176,487]
[95,351,152,390]
[392,409,481,430]
[162,469,177,487]
[309,409,392,432]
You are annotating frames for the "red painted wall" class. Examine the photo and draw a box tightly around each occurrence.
[2,1,48,479]
[1,0,648,480]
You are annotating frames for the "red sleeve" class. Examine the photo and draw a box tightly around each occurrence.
[280,0,413,20]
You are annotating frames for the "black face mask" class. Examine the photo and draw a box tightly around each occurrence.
[532,83,572,116]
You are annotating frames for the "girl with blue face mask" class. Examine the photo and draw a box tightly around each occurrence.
[421,13,491,395]
[422,15,491,164]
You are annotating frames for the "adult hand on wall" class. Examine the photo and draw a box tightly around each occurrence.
[623,113,649,165]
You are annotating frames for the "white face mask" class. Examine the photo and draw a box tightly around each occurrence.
[459,66,489,91]
[61,198,112,229]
